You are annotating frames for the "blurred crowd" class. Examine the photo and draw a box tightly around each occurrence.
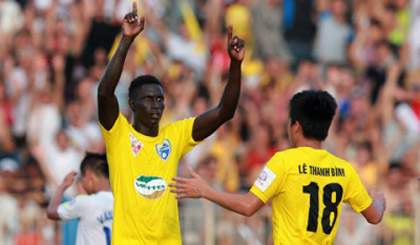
[0,0,419,244]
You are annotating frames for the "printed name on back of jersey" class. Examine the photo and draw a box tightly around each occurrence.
[254,166,276,192]
[130,133,143,157]
[134,175,167,200]
[155,139,171,161]
[298,163,346,177]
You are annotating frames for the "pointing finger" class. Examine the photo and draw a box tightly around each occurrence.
[227,24,233,46]
[133,2,138,13]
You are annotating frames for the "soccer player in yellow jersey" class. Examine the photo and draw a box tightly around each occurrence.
[97,2,245,244]
[171,90,386,244]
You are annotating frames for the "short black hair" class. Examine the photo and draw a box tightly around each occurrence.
[289,90,337,141]
[80,152,109,178]
[128,75,164,100]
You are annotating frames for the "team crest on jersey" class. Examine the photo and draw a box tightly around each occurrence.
[129,133,143,157]
[155,139,171,161]
[134,175,167,200]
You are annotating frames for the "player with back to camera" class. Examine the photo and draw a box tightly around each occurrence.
[170,90,386,244]
[97,2,245,244]
[47,153,113,245]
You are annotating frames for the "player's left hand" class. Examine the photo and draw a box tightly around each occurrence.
[227,25,245,62]
[60,171,78,190]
[169,168,207,199]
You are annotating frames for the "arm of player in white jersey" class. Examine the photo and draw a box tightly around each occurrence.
[47,171,78,220]
[170,168,264,217]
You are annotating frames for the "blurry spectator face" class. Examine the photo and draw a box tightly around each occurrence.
[56,130,69,151]
[376,42,392,64]
[94,48,107,66]
[369,24,384,44]
[395,0,408,10]
[331,0,346,18]
[67,101,84,127]
[388,166,403,188]
[17,46,35,70]
[356,145,371,166]
[265,57,286,78]
[76,77,94,101]
[0,82,6,101]
[197,157,218,183]
[0,174,5,193]
[253,125,270,147]
[326,65,341,86]
[192,96,208,115]
[40,88,53,104]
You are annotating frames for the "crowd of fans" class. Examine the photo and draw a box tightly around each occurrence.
[0,0,419,244]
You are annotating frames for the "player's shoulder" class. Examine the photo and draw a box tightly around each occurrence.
[61,194,89,209]
[272,147,307,159]
[162,117,196,132]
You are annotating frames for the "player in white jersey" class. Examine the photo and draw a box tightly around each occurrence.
[47,153,113,245]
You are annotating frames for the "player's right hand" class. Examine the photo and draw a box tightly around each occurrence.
[369,185,386,210]
[61,171,78,189]
[169,168,207,199]
[123,2,145,39]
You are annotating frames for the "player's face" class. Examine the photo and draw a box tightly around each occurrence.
[130,84,165,127]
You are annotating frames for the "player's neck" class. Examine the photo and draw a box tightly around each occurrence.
[295,137,322,149]
[133,123,159,137]
[94,179,112,193]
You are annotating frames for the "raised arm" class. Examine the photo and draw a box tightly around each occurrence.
[97,2,145,130]
[170,168,264,217]
[192,25,245,141]
[361,186,386,224]
[47,171,78,220]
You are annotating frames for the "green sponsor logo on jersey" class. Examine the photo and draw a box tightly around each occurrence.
[134,175,167,200]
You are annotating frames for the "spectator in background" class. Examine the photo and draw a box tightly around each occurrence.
[0,173,19,245]
[251,0,293,64]
[284,0,317,66]
[0,0,419,243]
[313,0,352,64]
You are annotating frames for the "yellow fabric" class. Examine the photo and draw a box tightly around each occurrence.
[179,0,202,42]
[100,113,199,244]
[389,8,410,46]
[225,4,252,42]
[250,147,372,245]
[108,34,152,67]
[179,0,206,54]
[210,137,240,192]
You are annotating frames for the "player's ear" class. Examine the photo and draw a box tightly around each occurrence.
[129,99,135,111]
[86,169,95,180]
[294,121,302,135]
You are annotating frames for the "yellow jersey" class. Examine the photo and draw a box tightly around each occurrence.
[100,113,199,244]
[250,147,372,245]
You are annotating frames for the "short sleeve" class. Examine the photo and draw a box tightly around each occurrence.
[99,113,126,151]
[250,154,287,203]
[57,195,90,221]
[173,117,201,156]
[343,167,373,213]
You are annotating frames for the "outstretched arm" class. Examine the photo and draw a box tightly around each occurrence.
[170,168,264,217]
[47,171,78,220]
[98,2,145,130]
[192,25,245,141]
[361,186,386,224]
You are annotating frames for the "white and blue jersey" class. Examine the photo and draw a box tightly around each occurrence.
[58,191,114,245]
